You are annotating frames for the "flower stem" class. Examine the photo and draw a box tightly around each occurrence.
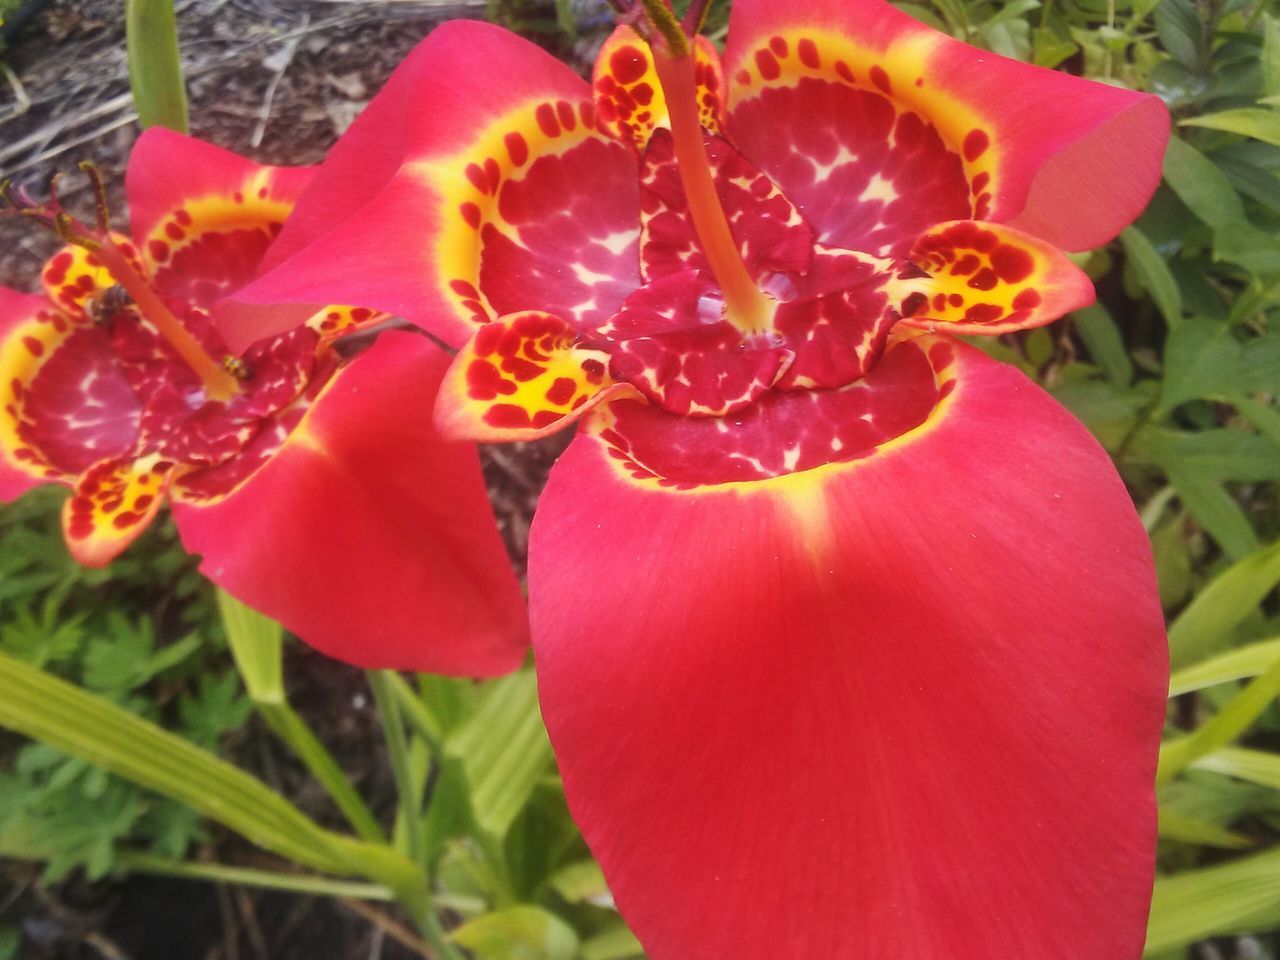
[369,670,425,865]
[650,47,776,334]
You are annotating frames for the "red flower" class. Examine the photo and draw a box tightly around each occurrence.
[231,0,1170,955]
[0,129,527,676]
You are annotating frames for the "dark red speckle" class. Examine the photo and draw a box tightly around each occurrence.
[797,38,820,69]
[963,129,990,162]
[754,48,781,81]
[990,244,1035,284]
[869,66,891,94]
[611,45,648,85]
[535,103,560,138]
[546,377,577,406]
[769,36,788,57]
[504,132,529,166]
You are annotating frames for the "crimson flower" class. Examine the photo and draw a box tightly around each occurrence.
[0,129,527,675]
[231,0,1170,954]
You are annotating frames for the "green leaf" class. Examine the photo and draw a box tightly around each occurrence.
[0,649,356,875]
[549,859,612,905]
[1129,428,1280,482]
[1167,539,1280,668]
[1157,806,1253,849]
[450,906,579,960]
[1146,847,1280,952]
[179,672,252,750]
[217,588,283,704]
[1213,222,1280,277]
[1262,15,1280,98]
[1072,304,1133,386]
[1165,462,1259,560]
[1155,0,1205,69]
[1169,637,1280,696]
[1181,109,1280,148]
[1121,226,1183,327]
[1194,746,1280,792]
[1159,655,1280,783]
[1160,318,1243,409]
[582,925,646,960]
[447,669,554,842]
[1163,138,1247,228]
[125,0,188,132]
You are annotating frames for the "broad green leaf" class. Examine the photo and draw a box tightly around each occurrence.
[1128,428,1280,483]
[1232,395,1280,448]
[582,925,646,960]
[1154,0,1204,69]
[1165,463,1259,560]
[451,906,579,960]
[447,669,555,842]
[1168,539,1280,668]
[1181,109,1280,148]
[1163,138,1246,228]
[1215,154,1280,215]
[125,0,188,132]
[1214,222,1280,277]
[217,588,283,703]
[1122,226,1183,327]
[1146,847,1280,952]
[1160,318,1243,409]
[1169,638,1280,696]
[1157,806,1253,849]
[550,859,612,905]
[1263,15,1280,98]
[1072,304,1133,386]
[1158,656,1280,783]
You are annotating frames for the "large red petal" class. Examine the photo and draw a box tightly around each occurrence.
[172,330,529,675]
[529,339,1165,959]
[126,129,315,310]
[225,20,640,352]
[722,0,1168,252]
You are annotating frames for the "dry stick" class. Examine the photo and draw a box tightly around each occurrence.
[250,12,309,148]
[342,898,439,960]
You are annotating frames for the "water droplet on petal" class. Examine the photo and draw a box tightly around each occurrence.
[697,293,726,324]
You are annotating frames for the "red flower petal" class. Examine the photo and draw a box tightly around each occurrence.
[436,311,627,442]
[225,21,640,351]
[722,0,1168,252]
[126,128,315,310]
[530,339,1165,959]
[0,287,66,499]
[62,453,176,567]
[172,331,528,675]
[894,219,1095,334]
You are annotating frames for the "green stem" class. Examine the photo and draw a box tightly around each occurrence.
[386,671,445,755]
[369,671,426,865]
[258,701,386,843]
[125,0,189,132]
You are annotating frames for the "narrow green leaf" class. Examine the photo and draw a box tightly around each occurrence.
[447,669,554,842]
[1146,847,1280,952]
[1169,637,1280,696]
[1181,109,1280,149]
[1166,463,1259,560]
[216,589,283,704]
[1263,15,1280,99]
[1163,138,1247,228]
[1160,318,1243,409]
[1121,226,1182,327]
[125,0,189,132]
[1158,655,1280,783]
[450,906,579,960]
[0,650,347,874]
[1168,540,1280,668]
[1157,806,1253,849]
[1128,427,1280,482]
[1072,304,1133,386]
[1195,746,1280,792]
[1232,395,1280,448]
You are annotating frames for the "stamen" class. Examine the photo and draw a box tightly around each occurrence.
[3,167,241,402]
[649,47,777,334]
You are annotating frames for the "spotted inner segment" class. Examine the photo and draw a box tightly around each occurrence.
[593,27,725,151]
[895,220,1093,334]
[595,337,956,489]
[62,452,176,566]
[41,236,144,320]
[726,28,997,257]
[438,310,621,441]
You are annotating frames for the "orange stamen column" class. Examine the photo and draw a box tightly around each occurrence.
[92,239,241,402]
[650,47,777,335]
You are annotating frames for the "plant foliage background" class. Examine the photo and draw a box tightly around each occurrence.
[1,0,1280,956]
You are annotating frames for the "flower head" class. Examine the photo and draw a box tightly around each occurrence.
[232,0,1171,955]
[0,129,528,675]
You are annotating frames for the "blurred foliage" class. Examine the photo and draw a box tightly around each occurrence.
[1,0,1280,956]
